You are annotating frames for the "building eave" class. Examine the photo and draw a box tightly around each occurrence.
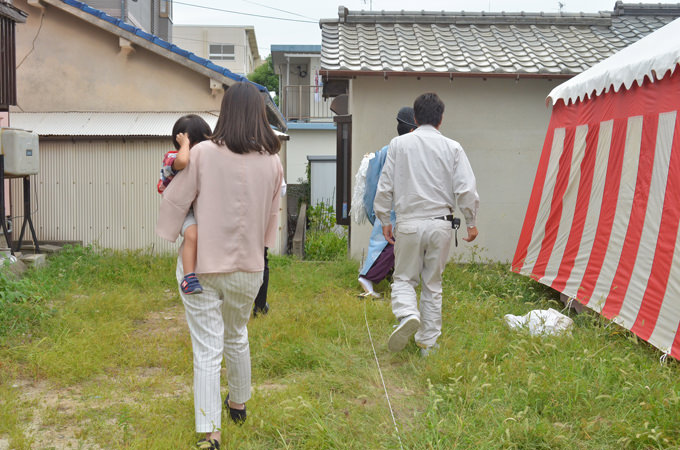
[321,70,573,80]
[0,2,28,22]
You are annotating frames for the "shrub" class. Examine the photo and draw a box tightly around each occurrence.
[304,230,347,261]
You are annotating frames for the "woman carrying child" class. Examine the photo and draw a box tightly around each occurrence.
[156,82,284,450]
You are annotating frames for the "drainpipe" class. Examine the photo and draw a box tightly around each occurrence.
[286,56,290,118]
[0,112,9,229]
[121,0,125,20]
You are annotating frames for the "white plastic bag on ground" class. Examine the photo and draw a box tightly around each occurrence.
[504,308,573,336]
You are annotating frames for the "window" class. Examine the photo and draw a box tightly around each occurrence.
[209,44,236,61]
[159,0,172,19]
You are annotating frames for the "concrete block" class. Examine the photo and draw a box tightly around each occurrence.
[39,244,63,253]
[0,254,27,277]
[292,203,307,258]
[19,253,47,269]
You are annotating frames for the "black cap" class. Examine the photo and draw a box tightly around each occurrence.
[396,106,416,129]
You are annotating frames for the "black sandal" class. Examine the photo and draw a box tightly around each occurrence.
[225,394,247,424]
[196,438,220,449]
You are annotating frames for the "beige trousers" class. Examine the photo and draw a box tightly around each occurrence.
[391,218,452,347]
[176,256,263,433]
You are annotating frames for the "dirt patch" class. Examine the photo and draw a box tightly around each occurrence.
[3,306,193,449]
[10,379,103,450]
[133,304,186,338]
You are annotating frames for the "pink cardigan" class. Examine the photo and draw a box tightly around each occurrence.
[155,140,283,274]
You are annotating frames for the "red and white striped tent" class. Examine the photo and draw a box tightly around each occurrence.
[512,18,680,357]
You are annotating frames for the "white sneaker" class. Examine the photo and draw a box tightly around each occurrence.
[388,315,420,352]
[358,276,374,294]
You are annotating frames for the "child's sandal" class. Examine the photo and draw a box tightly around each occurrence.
[181,273,203,294]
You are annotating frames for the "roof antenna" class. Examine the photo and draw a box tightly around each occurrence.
[362,0,373,11]
[558,2,566,12]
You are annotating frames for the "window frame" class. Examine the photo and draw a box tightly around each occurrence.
[209,44,236,61]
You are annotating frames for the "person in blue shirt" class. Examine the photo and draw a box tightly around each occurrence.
[358,107,416,297]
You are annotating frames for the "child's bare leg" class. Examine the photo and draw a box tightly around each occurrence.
[180,224,202,294]
[182,224,198,275]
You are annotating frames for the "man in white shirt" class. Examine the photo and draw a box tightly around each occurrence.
[374,92,479,356]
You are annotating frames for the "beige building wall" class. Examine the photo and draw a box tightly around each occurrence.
[172,25,256,75]
[285,129,335,183]
[349,76,560,263]
[13,1,224,112]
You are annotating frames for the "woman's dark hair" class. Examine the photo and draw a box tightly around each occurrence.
[413,92,445,127]
[172,114,212,150]
[210,82,281,155]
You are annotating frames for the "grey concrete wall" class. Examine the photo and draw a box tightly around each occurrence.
[349,75,561,263]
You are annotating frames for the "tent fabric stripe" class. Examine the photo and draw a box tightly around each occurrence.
[599,113,658,320]
[560,121,612,296]
[539,125,588,285]
[513,71,680,357]
[550,122,600,292]
[577,118,628,308]
[631,112,680,340]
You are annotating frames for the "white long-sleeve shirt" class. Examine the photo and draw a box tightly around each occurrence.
[374,124,479,227]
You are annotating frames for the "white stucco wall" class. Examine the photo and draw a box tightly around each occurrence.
[172,25,254,75]
[349,76,560,263]
[285,128,336,183]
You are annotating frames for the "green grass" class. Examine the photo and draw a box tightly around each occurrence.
[1,246,680,449]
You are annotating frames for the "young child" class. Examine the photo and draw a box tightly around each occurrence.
[157,114,212,294]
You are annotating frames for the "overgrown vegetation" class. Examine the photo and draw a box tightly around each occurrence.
[1,247,680,449]
[304,201,347,260]
[247,55,279,105]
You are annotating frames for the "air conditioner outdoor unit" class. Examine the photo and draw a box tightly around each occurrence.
[0,128,39,176]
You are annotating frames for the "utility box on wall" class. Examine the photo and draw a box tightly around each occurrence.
[0,128,39,176]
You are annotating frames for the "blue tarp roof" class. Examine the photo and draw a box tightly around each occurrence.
[61,0,269,93]
[271,45,321,53]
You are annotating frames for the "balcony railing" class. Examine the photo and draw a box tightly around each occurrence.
[281,85,333,122]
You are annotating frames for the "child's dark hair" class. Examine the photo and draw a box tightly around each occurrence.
[172,114,212,150]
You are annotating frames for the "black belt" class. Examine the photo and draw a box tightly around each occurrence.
[433,215,454,222]
[433,214,461,246]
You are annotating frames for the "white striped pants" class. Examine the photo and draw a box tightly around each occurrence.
[391,219,452,347]
[176,256,263,433]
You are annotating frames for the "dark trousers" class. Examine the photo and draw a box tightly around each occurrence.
[254,247,269,309]
[364,243,395,283]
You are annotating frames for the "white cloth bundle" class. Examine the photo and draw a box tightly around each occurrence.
[504,308,574,336]
[351,153,375,225]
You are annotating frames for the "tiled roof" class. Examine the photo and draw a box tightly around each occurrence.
[320,3,680,76]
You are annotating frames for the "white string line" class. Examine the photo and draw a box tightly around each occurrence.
[363,302,405,450]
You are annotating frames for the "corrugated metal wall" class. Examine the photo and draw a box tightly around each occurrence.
[9,138,289,255]
[9,138,180,254]
[0,17,17,109]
